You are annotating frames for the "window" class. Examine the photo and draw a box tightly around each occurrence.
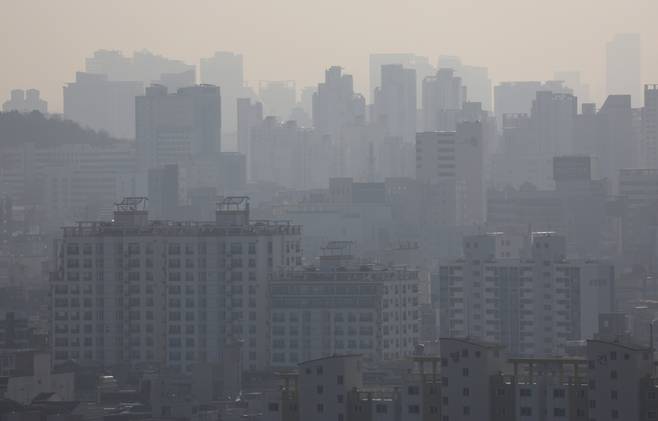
[376,404,388,414]
[408,385,420,395]
[337,394,343,403]
[463,406,470,415]
[462,387,470,397]
[520,388,532,397]
[268,403,279,411]
[462,367,469,377]
[521,407,532,416]
[408,405,420,414]
[337,375,343,385]
[316,404,324,413]
[553,408,566,417]
[317,385,323,394]
[553,389,565,398]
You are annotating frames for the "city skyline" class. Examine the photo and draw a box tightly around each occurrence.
[3,0,658,111]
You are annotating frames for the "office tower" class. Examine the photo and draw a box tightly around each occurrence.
[415,122,484,226]
[236,97,263,176]
[312,66,366,140]
[147,164,179,220]
[63,72,144,139]
[642,85,658,168]
[438,233,615,357]
[269,247,421,367]
[439,55,492,111]
[259,81,296,119]
[369,53,435,107]
[586,340,653,421]
[493,80,571,129]
[2,89,48,114]
[135,84,221,190]
[555,70,590,103]
[51,197,302,372]
[421,68,466,131]
[606,33,641,107]
[531,91,577,156]
[200,52,245,134]
[371,64,416,143]
[85,49,195,85]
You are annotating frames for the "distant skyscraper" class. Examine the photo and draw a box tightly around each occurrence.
[421,68,466,131]
[135,84,221,190]
[438,55,492,111]
[606,33,641,107]
[63,72,144,139]
[372,64,416,143]
[155,69,196,93]
[259,81,296,119]
[236,97,263,177]
[200,52,246,134]
[369,53,435,107]
[2,89,47,114]
[312,66,366,140]
[642,85,658,168]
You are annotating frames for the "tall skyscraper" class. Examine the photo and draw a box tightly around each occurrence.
[642,85,658,168]
[438,55,492,111]
[606,33,641,107]
[312,66,366,140]
[135,84,221,190]
[493,80,572,130]
[371,64,416,143]
[200,52,246,134]
[421,68,466,131]
[259,81,296,119]
[369,53,435,107]
[63,72,144,139]
[236,97,263,177]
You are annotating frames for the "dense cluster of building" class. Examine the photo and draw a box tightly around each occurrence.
[0,31,658,420]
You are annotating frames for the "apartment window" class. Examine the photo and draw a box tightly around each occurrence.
[268,403,279,412]
[316,366,323,375]
[612,409,619,419]
[316,404,324,413]
[376,404,387,414]
[408,386,419,395]
[521,407,532,416]
[337,375,343,385]
[520,388,532,397]
[462,367,469,377]
[610,370,618,380]
[316,385,323,394]
[337,394,343,403]
[462,387,470,397]
[648,411,657,419]
[408,405,420,414]
[611,390,618,400]
[463,406,470,415]
[553,408,565,417]
[553,389,565,398]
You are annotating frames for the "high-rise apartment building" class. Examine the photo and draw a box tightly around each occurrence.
[642,85,658,169]
[51,197,302,372]
[438,232,615,357]
[415,122,485,226]
[269,246,421,367]
[312,66,366,140]
[372,64,416,143]
[421,69,466,131]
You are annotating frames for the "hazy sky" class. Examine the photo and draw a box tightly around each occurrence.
[2,0,657,112]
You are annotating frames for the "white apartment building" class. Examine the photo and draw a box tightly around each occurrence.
[438,232,614,357]
[51,197,302,373]
[269,245,421,367]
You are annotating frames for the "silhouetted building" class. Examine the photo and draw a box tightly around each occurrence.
[372,64,416,143]
[201,51,248,134]
[422,68,466,131]
[2,89,47,114]
[147,164,179,219]
[313,66,366,140]
[606,33,642,107]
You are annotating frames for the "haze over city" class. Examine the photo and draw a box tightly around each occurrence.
[4,0,658,111]
[2,1,658,420]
